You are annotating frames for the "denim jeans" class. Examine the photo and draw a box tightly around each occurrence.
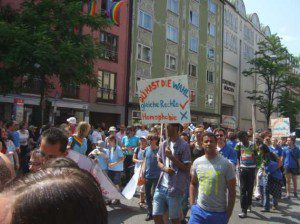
[153,186,184,219]
[262,184,278,210]
[145,178,158,215]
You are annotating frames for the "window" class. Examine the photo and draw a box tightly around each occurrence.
[135,77,144,96]
[207,47,215,59]
[190,90,196,103]
[205,94,214,108]
[165,54,177,70]
[167,0,179,14]
[138,10,152,31]
[224,31,238,53]
[166,24,178,43]
[189,36,198,52]
[207,71,214,83]
[208,0,217,14]
[137,43,151,63]
[97,70,116,102]
[188,64,197,77]
[208,23,216,37]
[100,32,118,62]
[190,10,199,27]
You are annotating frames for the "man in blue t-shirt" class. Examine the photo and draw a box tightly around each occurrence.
[214,128,237,166]
[282,136,300,199]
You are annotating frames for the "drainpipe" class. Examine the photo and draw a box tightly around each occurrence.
[125,0,133,126]
[220,1,225,126]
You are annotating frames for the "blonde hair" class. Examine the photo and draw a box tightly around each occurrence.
[76,122,90,137]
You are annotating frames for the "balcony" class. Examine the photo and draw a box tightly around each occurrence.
[99,48,118,62]
[97,87,116,103]
[22,78,42,95]
[62,84,80,99]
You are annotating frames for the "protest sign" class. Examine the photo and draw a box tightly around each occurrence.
[271,118,290,138]
[67,150,124,200]
[137,75,191,124]
[222,115,237,129]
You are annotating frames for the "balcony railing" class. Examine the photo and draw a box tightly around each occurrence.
[62,85,80,99]
[22,78,42,95]
[100,48,118,62]
[97,88,116,103]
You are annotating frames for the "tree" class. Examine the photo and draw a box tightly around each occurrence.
[243,34,299,126]
[0,0,111,124]
[278,90,300,130]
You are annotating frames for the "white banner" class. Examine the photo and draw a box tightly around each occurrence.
[271,118,290,138]
[121,167,140,200]
[67,150,124,200]
[137,75,191,124]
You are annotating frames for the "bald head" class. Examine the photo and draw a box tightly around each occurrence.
[0,153,15,191]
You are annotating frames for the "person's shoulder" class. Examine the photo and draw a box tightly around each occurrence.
[178,138,189,147]
[193,156,205,164]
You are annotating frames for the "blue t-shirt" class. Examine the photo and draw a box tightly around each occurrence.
[269,146,283,158]
[108,146,124,171]
[219,145,237,165]
[69,136,88,155]
[9,131,20,148]
[283,146,300,169]
[122,136,139,155]
[144,147,161,179]
[265,160,283,180]
[226,140,237,149]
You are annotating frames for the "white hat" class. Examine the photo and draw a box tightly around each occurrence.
[109,126,117,132]
[67,117,77,125]
[140,136,147,140]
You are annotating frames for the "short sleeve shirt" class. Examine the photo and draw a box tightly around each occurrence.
[69,136,88,155]
[191,154,236,212]
[108,146,124,171]
[121,136,139,155]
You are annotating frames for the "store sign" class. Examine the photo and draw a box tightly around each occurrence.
[271,118,290,137]
[14,98,24,123]
[222,79,235,93]
[137,75,191,124]
[222,115,236,129]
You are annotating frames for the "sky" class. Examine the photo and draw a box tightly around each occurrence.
[243,0,300,56]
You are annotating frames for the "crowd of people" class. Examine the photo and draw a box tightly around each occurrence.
[0,117,299,224]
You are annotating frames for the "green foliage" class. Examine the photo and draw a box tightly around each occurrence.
[243,34,299,125]
[278,90,300,130]
[0,0,110,94]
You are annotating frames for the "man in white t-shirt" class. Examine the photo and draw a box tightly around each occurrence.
[136,125,149,138]
[91,124,104,148]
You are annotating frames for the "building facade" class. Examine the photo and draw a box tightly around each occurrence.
[222,0,271,130]
[127,0,224,126]
[0,0,130,127]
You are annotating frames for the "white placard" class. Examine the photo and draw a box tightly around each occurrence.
[137,75,191,124]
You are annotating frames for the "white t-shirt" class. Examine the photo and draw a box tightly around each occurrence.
[161,141,175,188]
[92,130,102,144]
[18,130,29,146]
[136,129,149,138]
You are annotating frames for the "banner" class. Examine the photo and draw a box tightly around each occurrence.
[14,98,24,123]
[121,167,140,200]
[271,118,290,138]
[67,150,124,200]
[222,115,236,129]
[137,75,191,124]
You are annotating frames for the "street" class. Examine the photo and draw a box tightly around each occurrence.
[107,178,300,224]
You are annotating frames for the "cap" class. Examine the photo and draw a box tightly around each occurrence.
[66,117,77,125]
[109,126,117,132]
[140,136,147,140]
[97,140,106,149]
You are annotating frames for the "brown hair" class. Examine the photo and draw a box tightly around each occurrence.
[1,167,107,224]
